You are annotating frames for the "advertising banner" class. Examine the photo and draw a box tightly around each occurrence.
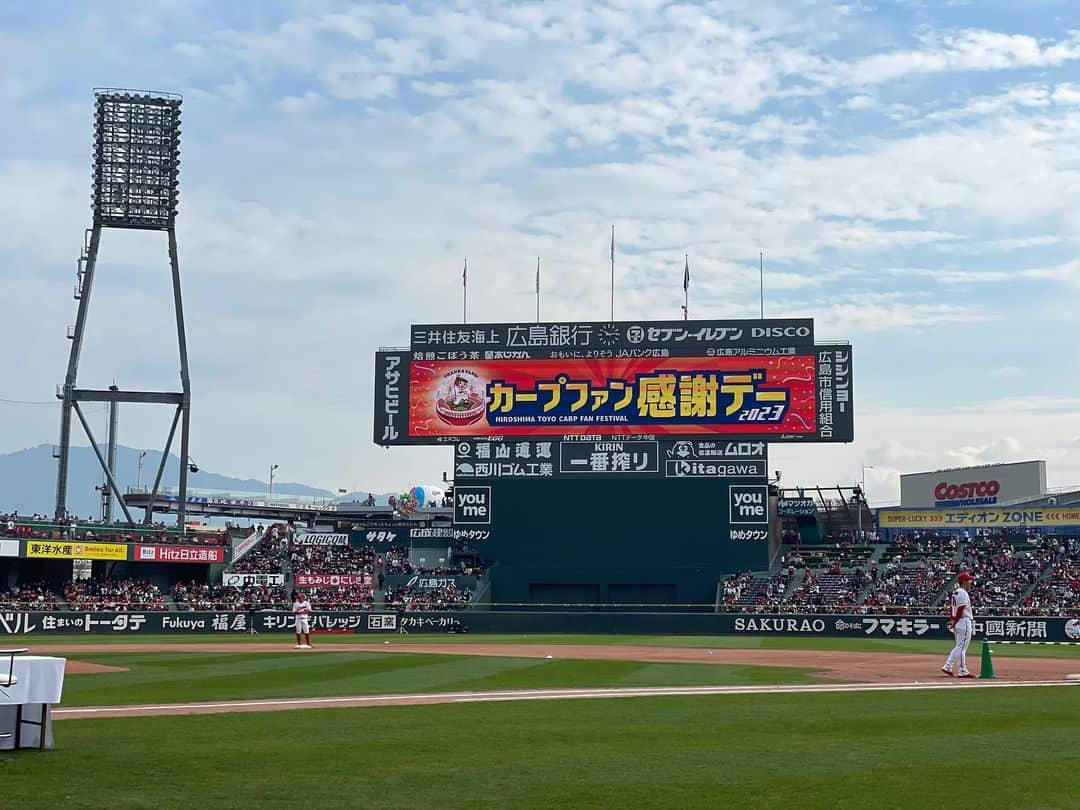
[453,486,491,525]
[3,611,1075,641]
[134,545,226,564]
[454,438,769,482]
[0,539,19,557]
[878,507,1080,529]
[899,461,1047,509]
[813,344,853,443]
[295,573,374,588]
[410,318,814,359]
[222,573,285,587]
[295,533,349,546]
[209,496,257,507]
[231,529,263,560]
[385,574,478,591]
[356,527,490,545]
[373,350,410,446]
[725,614,1080,643]
[777,498,817,517]
[408,356,817,440]
[26,541,127,561]
[0,612,253,635]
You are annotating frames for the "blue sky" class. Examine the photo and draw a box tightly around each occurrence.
[2,0,1079,502]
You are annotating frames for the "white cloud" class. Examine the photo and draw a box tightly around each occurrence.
[814,293,988,332]
[412,80,459,97]
[319,63,398,100]
[276,92,325,113]
[846,29,1080,86]
[840,94,876,110]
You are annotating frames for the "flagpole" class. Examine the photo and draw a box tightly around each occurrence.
[463,257,468,324]
[759,249,764,319]
[536,256,541,323]
[610,224,615,320]
[683,253,689,321]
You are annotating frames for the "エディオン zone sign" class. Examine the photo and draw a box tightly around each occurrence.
[878,507,1080,529]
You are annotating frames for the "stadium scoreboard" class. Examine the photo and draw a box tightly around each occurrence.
[375,317,852,445]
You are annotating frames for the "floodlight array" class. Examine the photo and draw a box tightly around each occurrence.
[92,91,182,229]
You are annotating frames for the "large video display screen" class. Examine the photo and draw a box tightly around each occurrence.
[375,341,852,445]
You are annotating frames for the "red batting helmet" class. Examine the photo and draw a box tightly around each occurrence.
[957,572,973,584]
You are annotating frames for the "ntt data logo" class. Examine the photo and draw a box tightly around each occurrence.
[934,479,1000,508]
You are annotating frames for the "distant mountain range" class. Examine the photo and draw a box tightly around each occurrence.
[0,444,382,518]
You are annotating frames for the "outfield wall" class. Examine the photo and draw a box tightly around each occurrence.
[2,611,1077,642]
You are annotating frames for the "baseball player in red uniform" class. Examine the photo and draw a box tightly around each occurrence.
[292,590,313,649]
[942,572,974,678]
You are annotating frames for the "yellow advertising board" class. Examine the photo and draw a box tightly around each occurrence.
[878,507,1080,529]
[26,541,128,560]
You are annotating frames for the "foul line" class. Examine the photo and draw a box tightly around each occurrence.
[52,679,1079,719]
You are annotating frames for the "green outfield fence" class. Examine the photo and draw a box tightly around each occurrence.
[1,609,1078,643]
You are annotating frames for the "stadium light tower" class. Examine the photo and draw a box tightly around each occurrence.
[54,89,191,528]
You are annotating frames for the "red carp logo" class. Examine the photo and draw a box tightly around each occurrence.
[933,479,1000,506]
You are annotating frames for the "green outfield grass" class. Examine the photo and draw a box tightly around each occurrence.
[43,633,1080,707]
[5,687,1079,809]
[30,631,1080,658]
[59,651,824,706]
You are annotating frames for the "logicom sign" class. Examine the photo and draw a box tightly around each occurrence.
[934,479,1000,508]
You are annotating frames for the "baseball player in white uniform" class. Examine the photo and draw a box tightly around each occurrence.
[292,590,313,649]
[942,572,974,678]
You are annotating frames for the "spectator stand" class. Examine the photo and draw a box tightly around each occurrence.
[0,517,228,547]
[713,533,1080,616]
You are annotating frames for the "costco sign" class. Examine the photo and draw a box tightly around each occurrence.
[934,479,1001,508]
[900,461,1046,510]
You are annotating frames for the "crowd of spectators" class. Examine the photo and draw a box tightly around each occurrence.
[384,584,472,611]
[4,521,1078,616]
[171,581,290,611]
[1017,537,1080,616]
[2,512,230,546]
[720,570,791,609]
[305,585,375,611]
[0,581,62,610]
[862,556,952,612]
[382,546,413,575]
[962,538,1051,610]
[228,526,288,574]
[290,543,376,576]
[378,545,484,578]
[63,578,166,611]
[742,534,1079,615]
[790,565,870,611]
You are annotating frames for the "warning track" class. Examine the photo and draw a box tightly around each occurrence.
[52,680,1080,720]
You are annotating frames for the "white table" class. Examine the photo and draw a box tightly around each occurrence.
[0,655,66,750]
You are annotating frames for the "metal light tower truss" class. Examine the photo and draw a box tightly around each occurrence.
[54,89,191,527]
